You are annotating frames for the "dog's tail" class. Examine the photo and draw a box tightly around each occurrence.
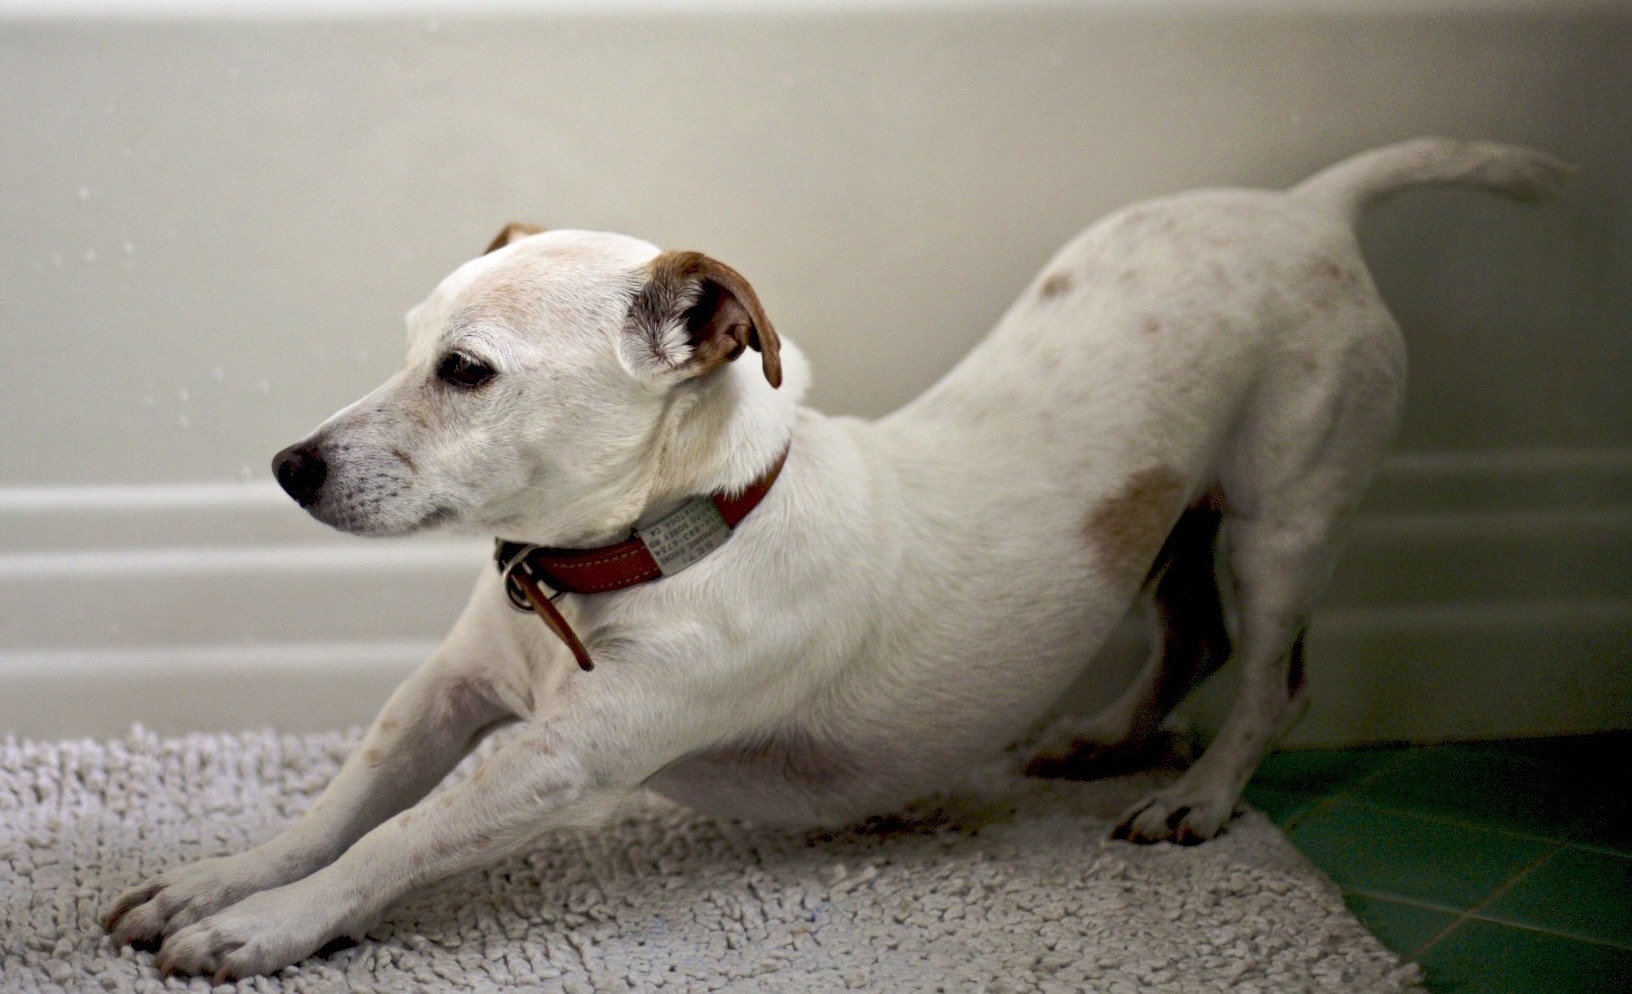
[1290,137,1572,227]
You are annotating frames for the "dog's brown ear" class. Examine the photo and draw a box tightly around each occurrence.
[621,250,783,388]
[483,222,546,255]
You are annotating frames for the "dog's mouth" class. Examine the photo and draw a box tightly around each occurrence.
[300,496,458,538]
[272,441,457,537]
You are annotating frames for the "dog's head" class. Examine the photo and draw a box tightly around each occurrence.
[271,224,793,544]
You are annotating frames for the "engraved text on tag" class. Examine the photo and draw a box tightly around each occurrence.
[641,497,731,576]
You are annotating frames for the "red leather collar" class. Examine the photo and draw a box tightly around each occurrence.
[494,445,789,671]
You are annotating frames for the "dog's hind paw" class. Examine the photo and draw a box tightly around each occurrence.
[1111,786,1238,845]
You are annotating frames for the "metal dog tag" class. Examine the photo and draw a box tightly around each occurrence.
[640,496,731,576]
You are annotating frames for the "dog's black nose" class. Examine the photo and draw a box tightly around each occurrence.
[272,445,327,508]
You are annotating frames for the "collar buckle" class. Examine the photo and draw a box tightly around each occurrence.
[497,542,551,614]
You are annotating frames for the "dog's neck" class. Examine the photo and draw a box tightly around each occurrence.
[632,344,806,534]
[490,345,806,551]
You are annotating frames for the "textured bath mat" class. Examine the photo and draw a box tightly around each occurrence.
[1,726,1421,993]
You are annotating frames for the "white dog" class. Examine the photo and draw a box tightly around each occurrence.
[104,138,1565,979]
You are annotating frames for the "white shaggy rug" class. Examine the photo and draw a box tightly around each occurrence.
[1,727,1422,994]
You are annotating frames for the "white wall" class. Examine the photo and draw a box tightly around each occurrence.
[1,1,1628,741]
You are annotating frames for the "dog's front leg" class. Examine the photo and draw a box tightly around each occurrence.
[151,715,636,980]
[103,615,520,949]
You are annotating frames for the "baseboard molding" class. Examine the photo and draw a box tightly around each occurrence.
[1287,599,1632,746]
[2,449,1629,742]
[0,641,437,740]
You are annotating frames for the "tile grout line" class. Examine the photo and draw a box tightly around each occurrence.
[1447,799,1632,954]
[1342,886,1462,917]
[1350,871,1632,960]
[1462,910,1632,953]
[1334,798,1583,845]
[1566,839,1632,859]
[1273,741,1632,976]
[1274,747,1564,969]
[1404,837,1567,962]
[1398,742,1631,961]
[1274,760,1580,845]
[1279,748,1418,834]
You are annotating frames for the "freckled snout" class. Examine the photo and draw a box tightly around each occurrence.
[272,444,327,508]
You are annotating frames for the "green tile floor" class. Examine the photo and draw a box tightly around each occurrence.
[1243,733,1632,993]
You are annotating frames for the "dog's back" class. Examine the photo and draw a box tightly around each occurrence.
[878,138,1568,618]
[660,140,1569,826]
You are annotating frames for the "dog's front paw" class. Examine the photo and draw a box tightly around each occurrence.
[154,885,349,981]
[1111,786,1237,845]
[103,852,285,948]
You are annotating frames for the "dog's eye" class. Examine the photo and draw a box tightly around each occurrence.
[436,352,496,389]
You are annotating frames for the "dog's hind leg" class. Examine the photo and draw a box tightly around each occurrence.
[1025,496,1230,779]
[1111,358,1398,843]
[1112,503,1331,844]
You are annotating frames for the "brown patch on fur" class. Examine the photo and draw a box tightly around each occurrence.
[1312,256,1356,284]
[632,251,783,387]
[1038,270,1075,300]
[1308,256,1364,312]
[457,270,554,333]
[1084,466,1189,588]
[1141,316,1162,336]
[364,747,384,768]
[379,718,399,734]
[390,447,417,473]
[483,221,545,255]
